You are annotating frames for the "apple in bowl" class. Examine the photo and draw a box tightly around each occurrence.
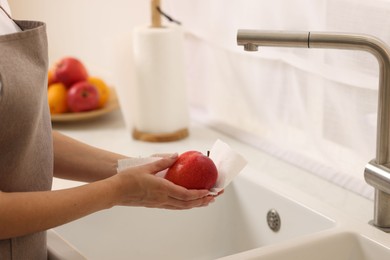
[165,151,218,190]
[54,57,89,88]
[67,81,99,112]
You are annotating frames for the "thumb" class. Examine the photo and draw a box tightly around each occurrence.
[141,153,178,174]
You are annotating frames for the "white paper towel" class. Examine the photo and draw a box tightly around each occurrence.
[117,139,248,195]
[208,139,247,195]
[132,25,189,134]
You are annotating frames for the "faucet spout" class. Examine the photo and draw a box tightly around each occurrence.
[237,29,390,232]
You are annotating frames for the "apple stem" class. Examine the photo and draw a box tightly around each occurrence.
[207,150,210,157]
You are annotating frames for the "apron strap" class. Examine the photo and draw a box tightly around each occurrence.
[0,5,23,32]
[0,5,13,20]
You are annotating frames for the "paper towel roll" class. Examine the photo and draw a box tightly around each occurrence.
[132,25,189,141]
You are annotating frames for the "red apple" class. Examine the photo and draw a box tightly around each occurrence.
[165,151,218,190]
[54,57,88,87]
[67,81,99,112]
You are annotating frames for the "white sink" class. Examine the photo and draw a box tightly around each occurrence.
[220,227,390,260]
[54,168,335,260]
[49,115,390,259]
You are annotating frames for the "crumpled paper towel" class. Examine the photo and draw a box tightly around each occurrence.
[208,139,247,195]
[117,139,247,195]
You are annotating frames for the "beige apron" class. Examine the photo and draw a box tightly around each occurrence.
[0,6,53,260]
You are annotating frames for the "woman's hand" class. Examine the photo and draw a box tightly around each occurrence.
[108,154,216,210]
[1,132,219,239]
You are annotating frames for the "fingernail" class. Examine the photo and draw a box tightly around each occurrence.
[170,153,178,159]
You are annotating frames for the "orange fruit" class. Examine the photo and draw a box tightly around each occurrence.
[48,69,55,87]
[48,82,68,114]
[88,76,110,108]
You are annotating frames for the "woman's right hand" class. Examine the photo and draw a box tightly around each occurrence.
[107,154,216,210]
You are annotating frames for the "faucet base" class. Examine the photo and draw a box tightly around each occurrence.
[365,161,390,231]
[372,190,390,230]
[368,220,390,233]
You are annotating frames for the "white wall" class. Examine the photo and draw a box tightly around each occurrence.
[8,0,149,82]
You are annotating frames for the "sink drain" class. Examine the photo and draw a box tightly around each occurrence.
[267,209,281,232]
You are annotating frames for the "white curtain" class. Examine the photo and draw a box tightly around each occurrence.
[163,0,390,199]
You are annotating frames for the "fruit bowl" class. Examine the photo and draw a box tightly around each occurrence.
[50,88,119,122]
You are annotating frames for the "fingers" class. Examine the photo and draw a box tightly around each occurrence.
[137,155,178,175]
[216,190,225,196]
[153,167,223,210]
[163,195,215,210]
[158,179,218,210]
[151,153,178,159]
[115,155,223,210]
[163,178,209,200]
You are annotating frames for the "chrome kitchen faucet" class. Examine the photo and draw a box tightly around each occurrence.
[237,29,390,232]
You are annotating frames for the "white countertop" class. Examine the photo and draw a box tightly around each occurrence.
[52,110,373,225]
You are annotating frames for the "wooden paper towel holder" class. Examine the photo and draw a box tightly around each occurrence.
[132,0,189,143]
[133,128,189,142]
[151,0,162,28]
